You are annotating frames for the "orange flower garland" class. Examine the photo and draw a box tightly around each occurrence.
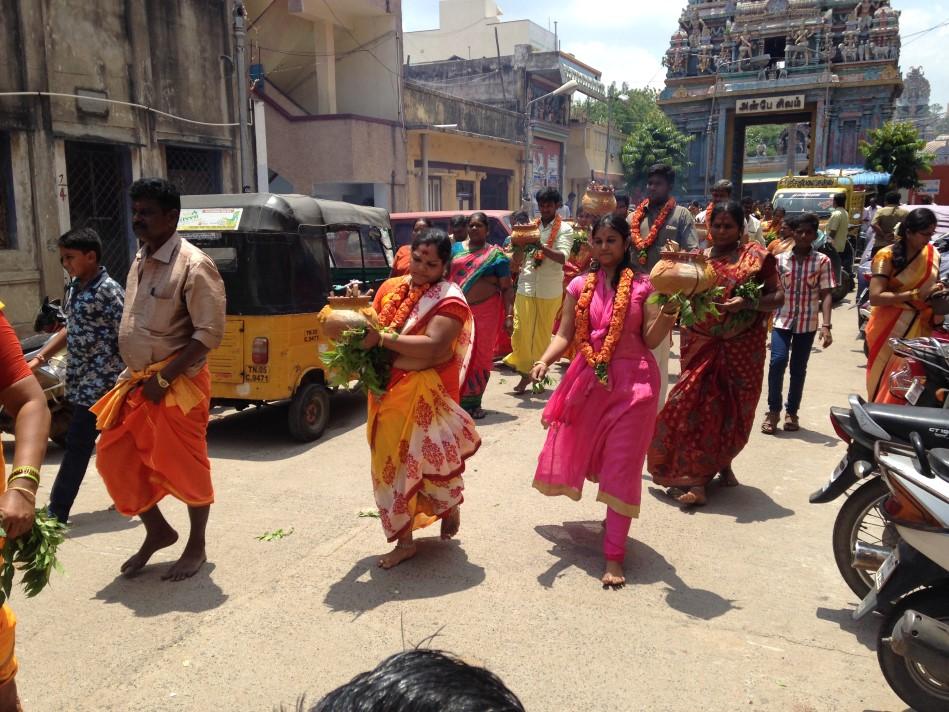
[575,267,634,386]
[533,214,562,267]
[629,198,676,265]
[378,279,428,332]
[704,202,714,243]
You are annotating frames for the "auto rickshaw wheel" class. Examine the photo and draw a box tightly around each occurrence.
[288,382,330,442]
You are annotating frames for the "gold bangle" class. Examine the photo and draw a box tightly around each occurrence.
[8,473,40,487]
[6,486,36,504]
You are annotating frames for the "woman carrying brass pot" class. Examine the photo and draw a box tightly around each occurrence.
[647,201,784,507]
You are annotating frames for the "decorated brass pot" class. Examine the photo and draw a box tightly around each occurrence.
[649,252,716,296]
[510,223,541,247]
[317,296,376,342]
[580,183,617,217]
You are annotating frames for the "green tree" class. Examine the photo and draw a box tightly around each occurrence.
[575,84,664,134]
[859,121,932,189]
[620,113,692,192]
[744,124,784,158]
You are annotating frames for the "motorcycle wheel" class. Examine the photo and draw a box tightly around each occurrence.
[49,402,73,448]
[877,588,949,712]
[831,477,898,598]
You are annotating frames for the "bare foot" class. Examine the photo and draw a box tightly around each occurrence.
[121,527,179,577]
[677,486,707,507]
[468,407,487,420]
[440,507,461,540]
[512,375,531,394]
[162,544,207,582]
[718,467,740,487]
[378,543,417,569]
[602,560,626,588]
[665,487,685,499]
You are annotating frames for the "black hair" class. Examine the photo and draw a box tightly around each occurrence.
[865,194,878,207]
[614,191,630,208]
[783,214,799,230]
[833,193,846,207]
[467,211,488,228]
[884,190,901,206]
[796,212,819,234]
[646,164,676,185]
[450,214,468,230]
[773,206,786,217]
[411,227,453,272]
[510,210,530,225]
[129,177,181,212]
[414,217,434,229]
[591,213,633,289]
[740,195,754,206]
[58,226,102,261]
[711,179,733,195]
[688,200,701,209]
[535,187,562,206]
[311,650,525,712]
[892,207,938,271]
[709,200,745,234]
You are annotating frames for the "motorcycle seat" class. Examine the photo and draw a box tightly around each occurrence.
[864,403,949,449]
[927,448,949,484]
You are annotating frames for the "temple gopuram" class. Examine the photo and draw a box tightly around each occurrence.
[659,0,903,199]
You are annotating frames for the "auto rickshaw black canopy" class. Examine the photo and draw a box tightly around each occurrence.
[178,193,390,316]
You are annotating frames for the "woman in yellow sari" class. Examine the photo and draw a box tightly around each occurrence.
[866,208,945,402]
[362,229,480,569]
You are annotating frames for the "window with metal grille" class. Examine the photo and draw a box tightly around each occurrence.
[0,133,15,249]
[165,146,222,195]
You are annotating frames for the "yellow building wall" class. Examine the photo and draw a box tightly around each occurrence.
[406,132,524,212]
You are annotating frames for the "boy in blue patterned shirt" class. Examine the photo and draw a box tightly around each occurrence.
[28,227,125,522]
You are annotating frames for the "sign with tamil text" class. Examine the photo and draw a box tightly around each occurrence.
[736,95,806,115]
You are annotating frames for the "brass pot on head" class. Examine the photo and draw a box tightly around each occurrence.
[580,182,617,218]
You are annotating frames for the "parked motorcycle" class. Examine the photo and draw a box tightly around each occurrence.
[812,394,949,597]
[853,436,949,712]
[886,336,949,408]
[0,298,71,446]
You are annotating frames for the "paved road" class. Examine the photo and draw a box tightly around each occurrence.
[12,300,907,711]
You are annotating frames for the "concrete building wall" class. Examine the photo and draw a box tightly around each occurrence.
[335,14,403,121]
[0,0,239,330]
[404,0,554,64]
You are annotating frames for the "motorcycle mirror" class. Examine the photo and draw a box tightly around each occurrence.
[910,432,934,478]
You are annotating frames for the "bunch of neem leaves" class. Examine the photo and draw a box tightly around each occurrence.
[570,229,589,256]
[720,279,764,332]
[320,327,392,397]
[647,287,725,328]
[0,509,67,606]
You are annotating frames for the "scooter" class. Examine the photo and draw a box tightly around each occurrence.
[853,436,949,712]
[812,394,949,597]
[886,336,949,408]
[0,298,71,446]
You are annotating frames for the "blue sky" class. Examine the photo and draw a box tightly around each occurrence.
[403,1,949,108]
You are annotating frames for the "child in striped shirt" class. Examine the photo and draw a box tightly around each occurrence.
[763,213,836,434]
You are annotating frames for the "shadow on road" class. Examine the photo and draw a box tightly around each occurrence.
[323,539,485,618]
[65,508,138,539]
[477,411,518,425]
[646,484,795,524]
[534,521,737,620]
[93,562,228,616]
[780,427,839,447]
[207,390,367,462]
[815,606,877,651]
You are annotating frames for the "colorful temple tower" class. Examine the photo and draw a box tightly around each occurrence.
[659,1,903,198]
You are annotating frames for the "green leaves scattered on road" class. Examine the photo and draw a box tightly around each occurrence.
[256,527,294,542]
[0,509,68,605]
[357,509,380,519]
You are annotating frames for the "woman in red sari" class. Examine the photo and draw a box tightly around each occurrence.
[362,229,481,569]
[449,212,514,418]
[648,201,784,507]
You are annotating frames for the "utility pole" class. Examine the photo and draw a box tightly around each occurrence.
[233,1,254,191]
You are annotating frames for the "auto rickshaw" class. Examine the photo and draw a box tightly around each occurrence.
[177,193,392,441]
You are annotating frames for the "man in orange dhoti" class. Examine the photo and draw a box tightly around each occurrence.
[92,178,225,581]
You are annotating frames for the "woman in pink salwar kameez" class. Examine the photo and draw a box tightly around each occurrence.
[530,214,679,587]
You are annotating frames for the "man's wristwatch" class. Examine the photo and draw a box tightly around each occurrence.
[155,373,171,389]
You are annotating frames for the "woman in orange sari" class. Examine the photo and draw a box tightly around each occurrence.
[648,201,784,507]
[866,208,944,402]
[362,229,481,569]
